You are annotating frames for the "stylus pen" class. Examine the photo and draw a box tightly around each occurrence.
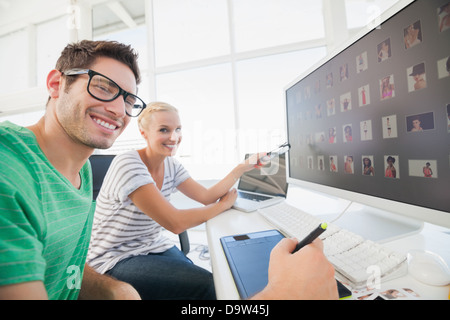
[292,223,328,253]
[256,143,291,167]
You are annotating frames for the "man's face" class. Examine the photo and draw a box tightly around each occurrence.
[55,57,136,149]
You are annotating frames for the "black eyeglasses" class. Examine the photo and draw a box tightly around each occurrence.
[63,69,146,117]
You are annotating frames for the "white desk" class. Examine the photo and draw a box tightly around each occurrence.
[205,189,450,300]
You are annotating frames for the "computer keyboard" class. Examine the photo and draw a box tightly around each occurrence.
[258,202,408,289]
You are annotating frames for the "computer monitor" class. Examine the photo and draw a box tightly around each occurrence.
[284,0,450,241]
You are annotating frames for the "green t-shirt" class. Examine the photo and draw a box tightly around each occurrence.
[0,121,95,300]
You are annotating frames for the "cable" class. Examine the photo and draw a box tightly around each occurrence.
[329,201,353,224]
[193,244,210,260]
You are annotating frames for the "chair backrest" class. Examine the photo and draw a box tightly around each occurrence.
[89,154,116,200]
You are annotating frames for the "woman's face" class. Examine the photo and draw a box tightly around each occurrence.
[412,119,421,129]
[141,110,182,156]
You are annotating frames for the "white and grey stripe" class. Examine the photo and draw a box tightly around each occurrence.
[87,150,190,274]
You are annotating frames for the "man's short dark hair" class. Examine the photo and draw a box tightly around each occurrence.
[55,40,141,89]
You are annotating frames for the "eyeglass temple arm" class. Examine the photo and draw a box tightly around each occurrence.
[63,69,89,76]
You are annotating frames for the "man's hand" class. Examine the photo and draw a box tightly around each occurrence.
[253,238,338,300]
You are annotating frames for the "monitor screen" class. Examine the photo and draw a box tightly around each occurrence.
[285,0,450,220]
[238,153,288,197]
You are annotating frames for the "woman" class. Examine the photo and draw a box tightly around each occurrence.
[385,156,397,178]
[363,157,374,176]
[87,102,266,300]
[344,155,353,174]
[423,162,433,178]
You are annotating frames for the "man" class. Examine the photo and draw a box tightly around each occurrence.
[0,40,142,299]
[0,40,337,300]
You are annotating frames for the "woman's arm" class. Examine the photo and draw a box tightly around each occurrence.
[129,182,237,235]
[176,153,266,205]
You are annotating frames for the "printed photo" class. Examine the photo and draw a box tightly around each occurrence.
[362,156,375,176]
[380,289,406,300]
[297,156,305,169]
[315,104,323,119]
[382,115,398,138]
[384,155,399,179]
[355,287,421,300]
[315,131,326,143]
[326,72,333,88]
[406,112,435,132]
[340,92,352,112]
[315,80,321,94]
[447,104,450,133]
[307,156,314,170]
[407,62,427,92]
[380,75,395,100]
[329,156,338,172]
[408,160,438,178]
[343,124,353,143]
[438,2,450,32]
[358,84,370,107]
[377,38,392,62]
[318,156,325,171]
[327,98,336,116]
[437,56,450,79]
[295,89,302,104]
[344,155,354,174]
[328,127,337,144]
[340,63,349,82]
[360,120,373,141]
[356,51,368,73]
[304,86,311,99]
[404,20,422,49]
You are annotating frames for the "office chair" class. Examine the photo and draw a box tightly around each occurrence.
[89,154,190,255]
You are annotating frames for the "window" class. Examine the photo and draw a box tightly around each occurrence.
[156,64,236,179]
[232,0,325,52]
[236,47,327,154]
[345,0,401,30]
[153,0,230,67]
[0,29,29,95]
[36,16,71,87]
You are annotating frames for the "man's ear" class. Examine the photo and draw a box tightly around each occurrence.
[47,69,63,99]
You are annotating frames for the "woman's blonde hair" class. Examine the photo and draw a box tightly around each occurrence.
[137,101,178,131]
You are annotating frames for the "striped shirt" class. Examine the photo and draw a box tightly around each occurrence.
[87,150,190,274]
[0,121,95,300]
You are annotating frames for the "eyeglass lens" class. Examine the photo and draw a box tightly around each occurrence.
[89,73,145,117]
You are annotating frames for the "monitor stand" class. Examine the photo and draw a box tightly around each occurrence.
[317,203,423,243]
[286,186,423,243]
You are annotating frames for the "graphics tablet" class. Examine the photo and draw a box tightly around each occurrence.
[220,229,352,299]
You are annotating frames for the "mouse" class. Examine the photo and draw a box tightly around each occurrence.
[407,250,450,286]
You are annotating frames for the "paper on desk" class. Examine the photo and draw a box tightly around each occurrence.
[352,287,421,300]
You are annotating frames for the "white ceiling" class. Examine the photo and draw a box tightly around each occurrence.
[92,0,146,37]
